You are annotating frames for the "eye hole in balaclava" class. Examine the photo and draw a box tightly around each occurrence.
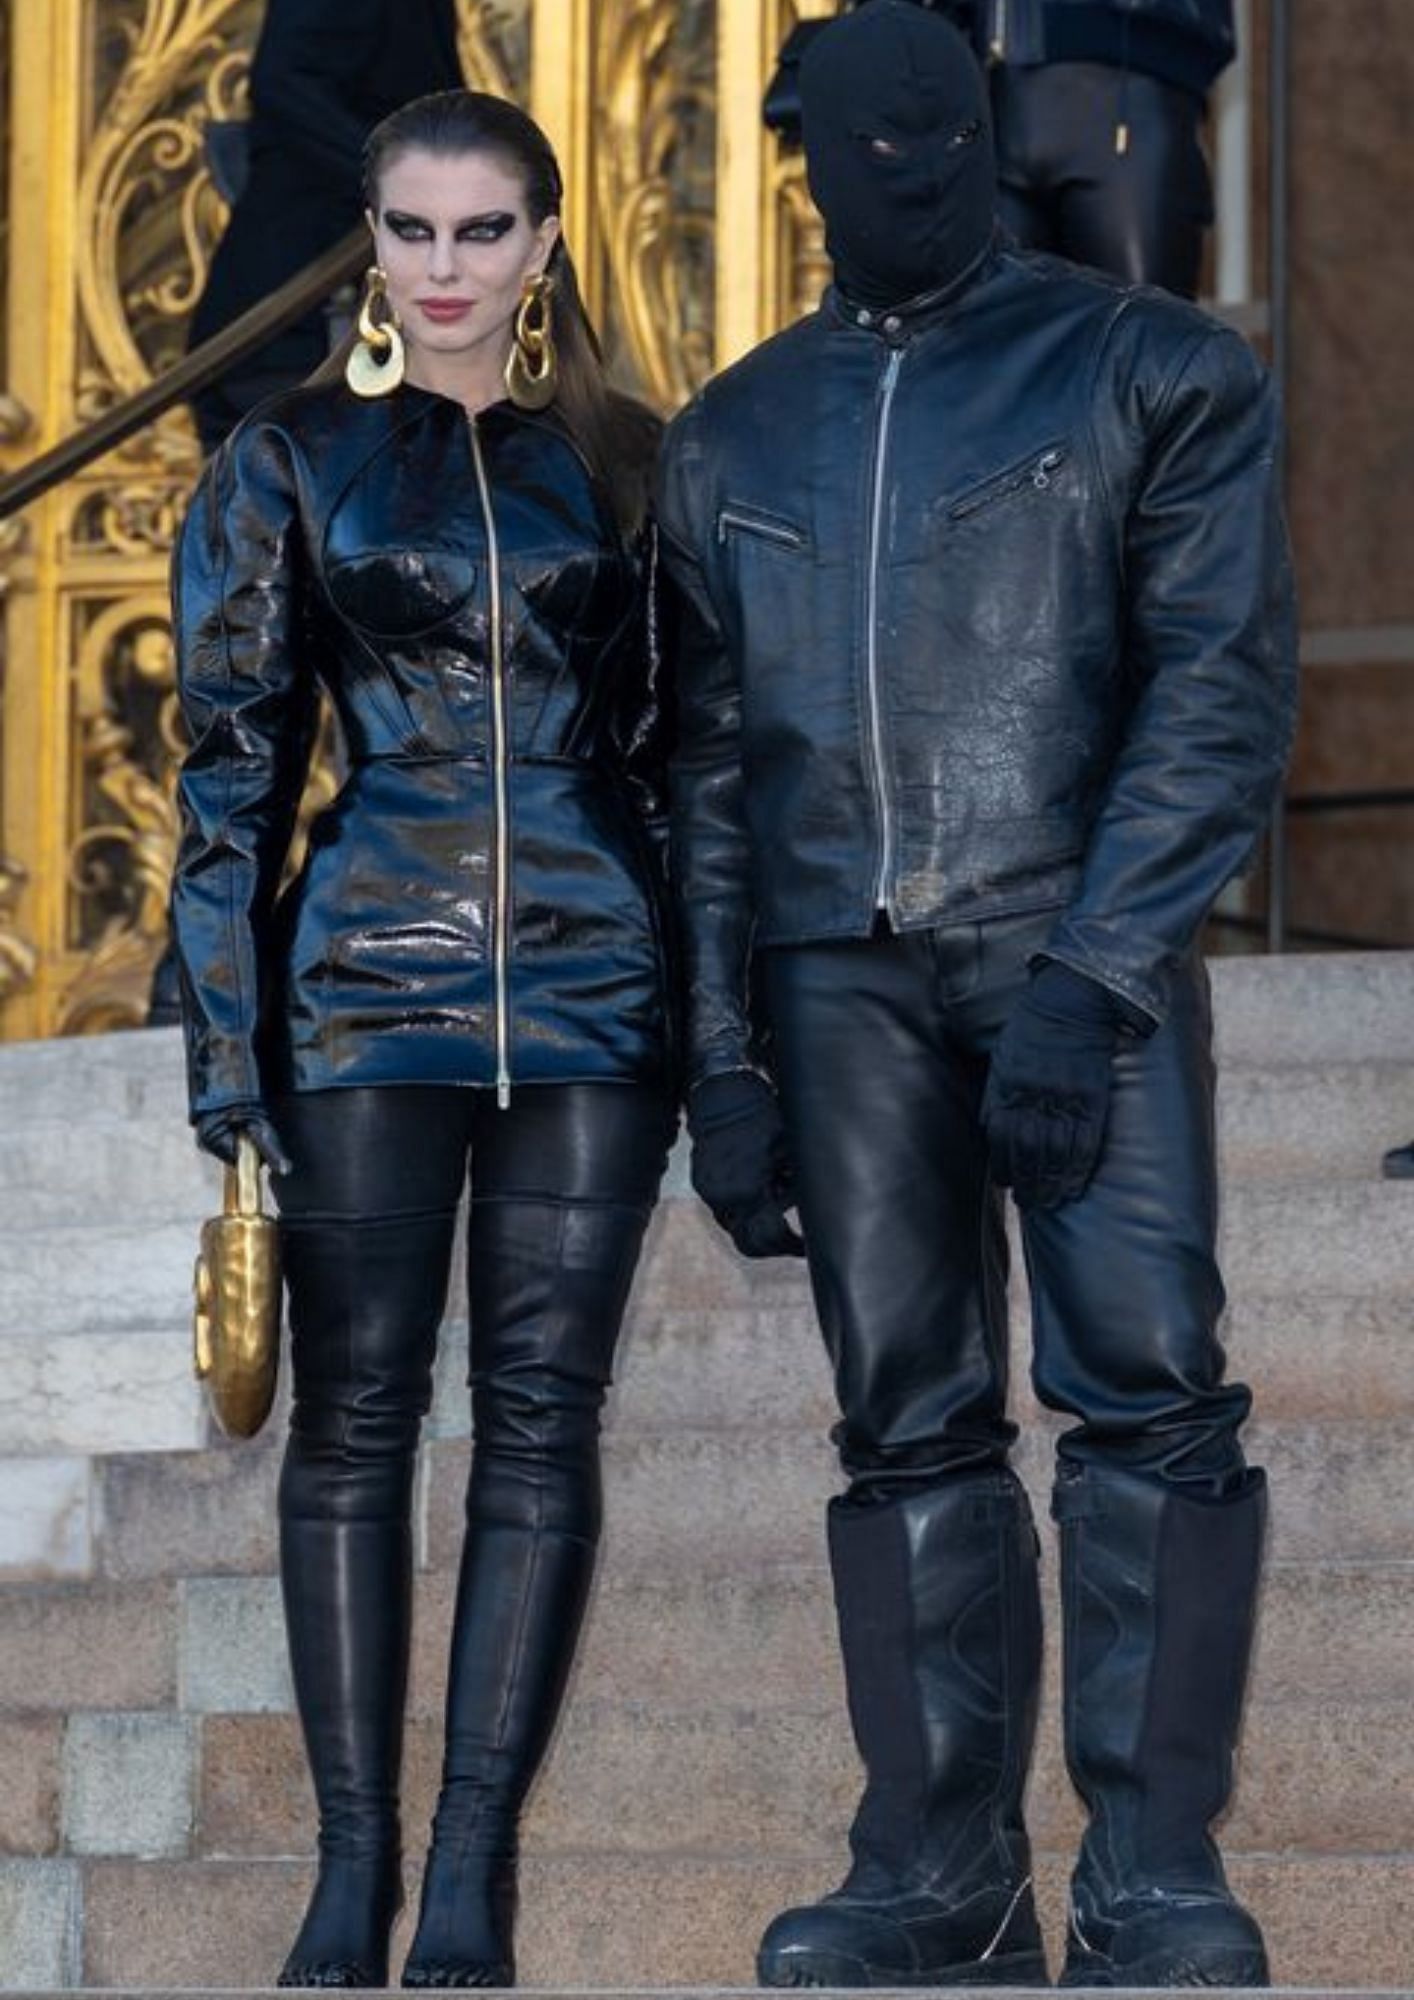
[800,0,997,309]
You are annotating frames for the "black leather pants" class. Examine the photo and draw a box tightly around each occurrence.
[271,1082,672,1984]
[763,913,1253,1500]
[991,62,1215,298]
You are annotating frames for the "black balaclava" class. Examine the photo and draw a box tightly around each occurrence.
[799,0,996,310]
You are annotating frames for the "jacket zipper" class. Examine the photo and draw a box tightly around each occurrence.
[949,446,1066,520]
[990,0,1009,61]
[716,506,807,550]
[866,347,904,911]
[469,415,513,1109]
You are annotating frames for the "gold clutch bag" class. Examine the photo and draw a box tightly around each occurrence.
[193,1136,283,1439]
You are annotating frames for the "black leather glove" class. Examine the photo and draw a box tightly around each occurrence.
[982,962,1148,1211]
[687,1071,806,1260]
[194,1103,292,1178]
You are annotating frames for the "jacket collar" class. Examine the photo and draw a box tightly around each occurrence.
[824,229,1005,341]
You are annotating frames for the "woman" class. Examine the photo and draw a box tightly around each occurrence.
[170,91,676,1989]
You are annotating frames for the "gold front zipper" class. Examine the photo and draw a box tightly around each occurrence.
[469,416,513,1108]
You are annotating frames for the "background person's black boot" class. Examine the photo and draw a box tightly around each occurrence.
[757,1471,1048,1988]
[1055,1462,1270,1989]
[277,1516,410,1987]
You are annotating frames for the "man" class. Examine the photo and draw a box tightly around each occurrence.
[657,3,1295,1988]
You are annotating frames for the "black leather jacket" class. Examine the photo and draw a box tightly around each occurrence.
[171,381,674,1121]
[658,244,1296,1088]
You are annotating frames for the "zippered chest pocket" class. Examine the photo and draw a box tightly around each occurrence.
[716,502,811,553]
[937,443,1070,525]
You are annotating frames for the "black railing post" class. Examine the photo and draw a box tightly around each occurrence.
[1266,0,1292,952]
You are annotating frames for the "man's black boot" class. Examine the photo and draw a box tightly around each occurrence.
[278,1517,410,1987]
[1055,1463,1270,1989]
[757,1471,1048,1988]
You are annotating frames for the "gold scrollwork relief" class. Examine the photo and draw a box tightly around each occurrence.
[595,0,716,408]
[457,0,524,95]
[0,856,38,1006]
[76,0,259,411]
[768,1,833,331]
[63,599,181,1035]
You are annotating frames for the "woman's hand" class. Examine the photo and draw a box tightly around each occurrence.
[194,1104,292,1178]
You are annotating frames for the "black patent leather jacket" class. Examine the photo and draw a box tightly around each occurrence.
[658,245,1297,1087]
[170,381,674,1120]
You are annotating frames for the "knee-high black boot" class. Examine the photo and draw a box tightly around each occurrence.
[400,1516,596,1987]
[758,1471,1048,1988]
[275,1207,453,1989]
[278,1515,411,1987]
[402,1196,648,1989]
[1056,1462,1269,1988]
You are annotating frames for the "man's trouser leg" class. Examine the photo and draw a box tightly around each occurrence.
[1020,953,1269,1987]
[756,926,1046,1987]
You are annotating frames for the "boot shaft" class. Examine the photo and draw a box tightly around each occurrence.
[829,1469,1043,1888]
[1056,1463,1266,1895]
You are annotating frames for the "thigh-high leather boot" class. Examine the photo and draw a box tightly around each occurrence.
[403,1194,651,1988]
[277,1210,454,1988]
[758,1471,1048,1988]
[1056,1462,1269,1988]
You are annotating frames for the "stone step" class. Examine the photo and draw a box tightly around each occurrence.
[1216,1059,1414,1181]
[6,1850,1411,1988]
[0,1051,1407,1233]
[2,1263,1409,1487]
[3,1179,1408,1353]
[0,1024,185,1125]
[187,1690,1414,1863]
[7,1386,1414,1598]
[0,1075,1395,1254]
[1208,951,1412,1067]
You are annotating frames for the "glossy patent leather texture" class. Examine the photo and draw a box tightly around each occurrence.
[171,382,673,1120]
[658,243,1296,1085]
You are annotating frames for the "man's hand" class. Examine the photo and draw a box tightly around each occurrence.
[194,1103,292,1178]
[983,962,1147,1210]
[688,1071,806,1259]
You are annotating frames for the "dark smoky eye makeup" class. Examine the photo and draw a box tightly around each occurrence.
[381,210,518,242]
[383,211,434,240]
[455,213,517,242]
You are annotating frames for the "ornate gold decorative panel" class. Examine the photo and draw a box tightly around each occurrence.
[0,0,821,1043]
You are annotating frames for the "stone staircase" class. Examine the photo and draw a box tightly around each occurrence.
[1,953,1413,1991]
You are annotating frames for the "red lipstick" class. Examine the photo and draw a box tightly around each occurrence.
[417,299,474,323]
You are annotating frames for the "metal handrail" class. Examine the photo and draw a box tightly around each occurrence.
[0,225,368,520]
[1286,787,1414,816]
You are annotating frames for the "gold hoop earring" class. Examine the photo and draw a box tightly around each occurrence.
[504,274,557,410]
[345,265,406,398]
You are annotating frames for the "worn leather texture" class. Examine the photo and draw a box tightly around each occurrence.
[171,382,674,1119]
[658,243,1296,1085]
[762,915,1251,1495]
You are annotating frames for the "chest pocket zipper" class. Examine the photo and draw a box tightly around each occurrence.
[947,445,1068,522]
[716,505,810,551]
